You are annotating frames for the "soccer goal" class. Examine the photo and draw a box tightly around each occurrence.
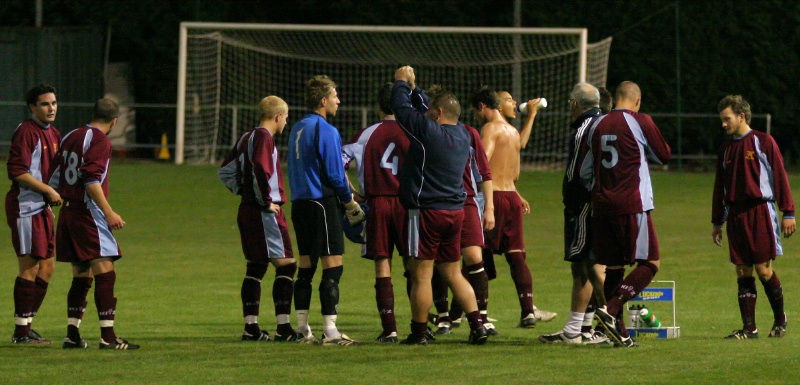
[176,23,612,165]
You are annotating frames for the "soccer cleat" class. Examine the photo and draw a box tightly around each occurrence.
[296,332,321,344]
[769,324,787,338]
[241,330,271,341]
[400,334,428,345]
[618,336,639,348]
[769,315,787,338]
[376,332,398,343]
[272,331,299,342]
[518,313,537,328]
[594,308,623,346]
[435,322,452,335]
[468,326,489,345]
[99,337,140,350]
[581,330,612,345]
[425,327,437,342]
[725,329,758,339]
[484,322,499,336]
[533,308,558,322]
[11,335,46,345]
[321,334,360,346]
[62,337,90,349]
[538,331,581,344]
[26,330,52,345]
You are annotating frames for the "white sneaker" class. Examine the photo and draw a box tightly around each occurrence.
[538,331,581,344]
[533,308,557,322]
[321,333,360,346]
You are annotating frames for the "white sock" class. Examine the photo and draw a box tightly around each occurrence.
[583,311,595,329]
[563,311,584,336]
[276,314,290,325]
[296,310,309,335]
[323,315,339,338]
[244,315,258,325]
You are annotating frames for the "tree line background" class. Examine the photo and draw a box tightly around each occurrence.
[2,0,799,165]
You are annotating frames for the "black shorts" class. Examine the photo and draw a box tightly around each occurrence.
[564,204,594,263]
[291,196,345,257]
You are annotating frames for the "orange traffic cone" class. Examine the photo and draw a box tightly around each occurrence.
[157,132,170,160]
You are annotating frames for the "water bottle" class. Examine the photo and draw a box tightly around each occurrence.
[628,304,642,328]
[516,98,548,114]
[640,306,661,328]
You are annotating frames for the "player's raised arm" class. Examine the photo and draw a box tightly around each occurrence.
[519,98,541,149]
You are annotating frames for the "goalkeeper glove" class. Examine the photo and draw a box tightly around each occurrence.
[343,198,365,225]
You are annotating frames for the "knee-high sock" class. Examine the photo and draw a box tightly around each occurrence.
[94,271,117,342]
[431,269,450,322]
[67,277,93,340]
[465,262,489,322]
[319,266,342,316]
[603,268,626,316]
[375,277,396,335]
[242,263,268,325]
[294,266,316,312]
[273,263,296,326]
[13,277,35,337]
[31,277,49,318]
[482,248,497,280]
[761,272,786,325]
[738,276,758,331]
[607,261,658,317]
[506,252,533,316]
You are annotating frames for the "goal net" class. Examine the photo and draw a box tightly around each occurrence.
[177,23,612,166]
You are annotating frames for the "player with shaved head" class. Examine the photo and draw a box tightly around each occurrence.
[587,81,671,347]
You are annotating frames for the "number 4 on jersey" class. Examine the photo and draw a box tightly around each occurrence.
[380,142,399,175]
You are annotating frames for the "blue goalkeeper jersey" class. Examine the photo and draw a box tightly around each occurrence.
[287,112,352,203]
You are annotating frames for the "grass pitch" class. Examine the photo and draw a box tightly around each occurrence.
[1,163,799,384]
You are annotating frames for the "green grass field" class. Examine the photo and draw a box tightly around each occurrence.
[1,163,799,384]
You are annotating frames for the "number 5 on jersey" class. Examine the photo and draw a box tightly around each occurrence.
[600,134,618,169]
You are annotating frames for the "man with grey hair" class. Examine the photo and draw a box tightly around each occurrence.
[539,83,609,344]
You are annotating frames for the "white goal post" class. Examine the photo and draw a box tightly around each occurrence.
[176,22,612,165]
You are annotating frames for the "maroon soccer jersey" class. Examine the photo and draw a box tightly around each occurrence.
[5,119,60,218]
[463,124,492,197]
[219,128,286,206]
[50,125,110,203]
[362,119,410,197]
[588,109,671,215]
[712,129,795,225]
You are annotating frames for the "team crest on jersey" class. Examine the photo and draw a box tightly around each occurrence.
[745,150,755,160]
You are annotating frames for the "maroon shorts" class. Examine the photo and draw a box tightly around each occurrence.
[365,196,407,260]
[56,202,121,263]
[592,212,659,266]
[406,208,463,262]
[461,197,485,248]
[484,191,525,253]
[238,204,293,262]
[726,201,780,265]
[8,209,54,259]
